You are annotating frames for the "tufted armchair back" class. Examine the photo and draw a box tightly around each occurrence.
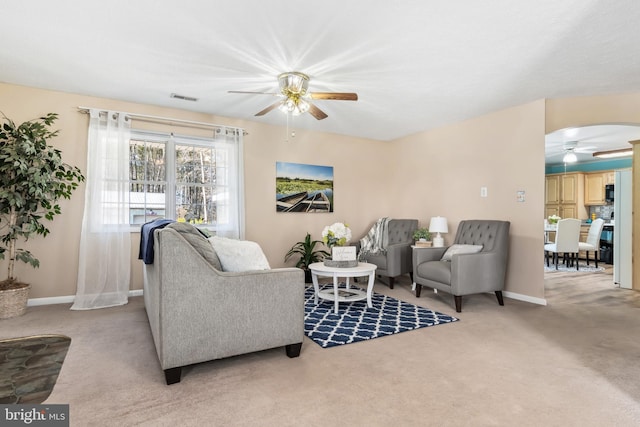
[453,220,510,255]
[387,219,418,245]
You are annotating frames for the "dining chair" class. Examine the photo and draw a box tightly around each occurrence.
[578,218,605,268]
[544,218,581,270]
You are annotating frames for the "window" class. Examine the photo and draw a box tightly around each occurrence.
[128,130,243,236]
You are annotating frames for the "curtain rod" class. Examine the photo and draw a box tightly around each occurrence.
[77,106,247,135]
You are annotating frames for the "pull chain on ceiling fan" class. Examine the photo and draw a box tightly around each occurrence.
[229,71,358,120]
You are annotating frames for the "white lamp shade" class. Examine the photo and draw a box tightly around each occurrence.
[429,216,448,234]
[563,151,577,163]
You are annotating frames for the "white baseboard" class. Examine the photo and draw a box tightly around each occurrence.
[27,289,144,307]
[503,290,547,306]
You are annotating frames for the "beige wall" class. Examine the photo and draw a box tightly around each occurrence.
[546,92,640,133]
[0,82,391,298]
[393,101,547,298]
[4,82,637,302]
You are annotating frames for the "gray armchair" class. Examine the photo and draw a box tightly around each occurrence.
[413,220,510,312]
[354,219,418,289]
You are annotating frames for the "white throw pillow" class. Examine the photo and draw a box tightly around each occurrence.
[441,244,484,261]
[208,236,271,272]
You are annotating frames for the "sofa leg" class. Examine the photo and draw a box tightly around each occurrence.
[495,291,504,306]
[454,295,462,313]
[415,284,422,298]
[285,342,302,358]
[164,367,182,385]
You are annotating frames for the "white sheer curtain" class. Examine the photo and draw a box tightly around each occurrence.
[72,110,131,310]
[214,128,245,239]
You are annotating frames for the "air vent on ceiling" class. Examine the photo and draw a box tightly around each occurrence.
[170,93,198,102]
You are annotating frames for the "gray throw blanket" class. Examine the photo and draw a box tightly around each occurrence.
[359,217,391,257]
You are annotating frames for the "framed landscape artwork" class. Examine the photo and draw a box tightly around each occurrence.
[276,162,334,213]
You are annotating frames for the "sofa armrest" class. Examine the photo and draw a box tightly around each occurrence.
[151,229,305,370]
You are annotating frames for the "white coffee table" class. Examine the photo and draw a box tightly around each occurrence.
[308,262,377,314]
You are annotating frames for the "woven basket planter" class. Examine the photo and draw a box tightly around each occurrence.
[0,284,30,319]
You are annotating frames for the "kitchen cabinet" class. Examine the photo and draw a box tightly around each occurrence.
[545,172,587,219]
[584,170,616,205]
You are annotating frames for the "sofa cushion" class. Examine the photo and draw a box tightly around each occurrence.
[209,236,271,272]
[166,222,222,270]
[441,244,483,261]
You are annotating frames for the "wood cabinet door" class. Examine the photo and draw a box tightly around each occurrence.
[545,205,559,217]
[545,175,560,204]
[585,173,605,205]
[605,172,615,184]
[561,174,578,204]
[560,204,577,219]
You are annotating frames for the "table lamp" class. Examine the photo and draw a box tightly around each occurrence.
[429,216,448,247]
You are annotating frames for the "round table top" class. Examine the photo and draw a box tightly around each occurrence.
[308,262,377,274]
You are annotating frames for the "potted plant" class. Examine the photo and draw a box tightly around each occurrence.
[284,233,330,283]
[0,113,85,319]
[413,227,432,247]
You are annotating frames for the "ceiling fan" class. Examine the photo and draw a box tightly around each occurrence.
[553,141,597,163]
[228,71,358,120]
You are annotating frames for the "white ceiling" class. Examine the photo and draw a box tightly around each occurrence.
[2,1,640,157]
[545,124,640,165]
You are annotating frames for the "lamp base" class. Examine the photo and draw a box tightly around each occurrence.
[433,235,445,248]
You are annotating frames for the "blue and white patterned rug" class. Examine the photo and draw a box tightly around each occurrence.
[304,285,459,348]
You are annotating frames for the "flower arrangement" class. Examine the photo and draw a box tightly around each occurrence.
[547,215,561,224]
[322,222,352,248]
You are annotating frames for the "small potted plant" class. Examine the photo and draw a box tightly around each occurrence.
[284,233,330,283]
[0,113,85,318]
[413,227,432,247]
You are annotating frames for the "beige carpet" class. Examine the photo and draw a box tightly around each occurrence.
[2,269,639,426]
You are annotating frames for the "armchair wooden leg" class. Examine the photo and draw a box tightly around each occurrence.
[285,342,302,358]
[415,284,422,298]
[388,276,395,289]
[495,291,504,306]
[454,296,462,313]
[164,367,182,385]
[409,272,413,282]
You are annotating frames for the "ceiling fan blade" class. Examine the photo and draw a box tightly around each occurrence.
[228,90,280,96]
[310,92,358,101]
[255,100,284,117]
[308,103,328,120]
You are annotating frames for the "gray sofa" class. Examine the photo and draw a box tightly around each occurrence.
[143,224,305,384]
[413,220,510,312]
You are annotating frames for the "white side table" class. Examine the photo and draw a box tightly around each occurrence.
[308,262,377,314]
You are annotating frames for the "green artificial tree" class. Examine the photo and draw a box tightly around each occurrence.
[0,113,85,290]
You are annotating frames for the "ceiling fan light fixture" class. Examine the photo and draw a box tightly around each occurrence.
[563,151,578,163]
[592,148,633,159]
[278,97,310,116]
[278,72,309,96]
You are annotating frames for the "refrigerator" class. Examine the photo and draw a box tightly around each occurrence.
[614,170,632,289]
